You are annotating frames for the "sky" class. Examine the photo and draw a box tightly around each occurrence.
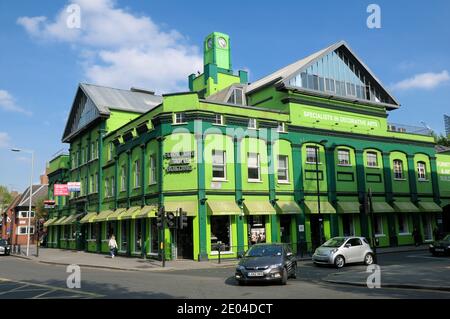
[0,0,449,192]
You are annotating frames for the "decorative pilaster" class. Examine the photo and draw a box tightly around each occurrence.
[195,125,208,261]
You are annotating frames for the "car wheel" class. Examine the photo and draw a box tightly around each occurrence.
[280,268,288,285]
[364,253,374,265]
[238,280,245,286]
[290,263,297,279]
[334,255,345,269]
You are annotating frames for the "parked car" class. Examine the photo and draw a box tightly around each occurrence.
[429,234,450,256]
[235,243,297,285]
[0,239,11,256]
[312,236,375,268]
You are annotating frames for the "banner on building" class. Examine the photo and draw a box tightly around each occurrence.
[67,182,81,192]
[54,184,69,196]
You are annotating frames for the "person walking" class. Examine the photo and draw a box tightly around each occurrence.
[412,227,421,247]
[108,235,118,258]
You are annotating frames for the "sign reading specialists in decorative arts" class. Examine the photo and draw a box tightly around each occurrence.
[165,151,195,173]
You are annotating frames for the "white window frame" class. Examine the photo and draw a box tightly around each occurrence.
[248,118,257,130]
[134,160,141,188]
[417,162,427,181]
[108,142,114,161]
[277,155,289,183]
[212,150,227,181]
[397,214,410,235]
[173,112,186,124]
[306,146,319,164]
[17,226,34,235]
[18,211,35,218]
[105,178,110,198]
[247,152,261,182]
[393,160,405,180]
[214,114,224,125]
[120,165,126,192]
[277,122,286,133]
[366,152,378,167]
[337,149,351,166]
[210,215,233,255]
[149,155,157,185]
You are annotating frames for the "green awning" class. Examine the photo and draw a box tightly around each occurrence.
[43,218,57,227]
[60,214,82,225]
[371,202,395,213]
[275,201,302,215]
[418,201,443,213]
[207,201,241,216]
[93,210,114,222]
[135,205,158,219]
[337,202,360,214]
[164,201,197,216]
[118,206,141,220]
[79,212,98,224]
[243,201,276,215]
[392,201,420,213]
[304,201,336,214]
[106,208,126,221]
[52,216,69,226]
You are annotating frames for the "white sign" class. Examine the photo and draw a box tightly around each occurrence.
[210,181,222,189]
[67,182,81,192]
[19,220,26,225]
[303,110,379,128]
[298,225,305,232]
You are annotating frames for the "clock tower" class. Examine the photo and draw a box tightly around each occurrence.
[188,32,248,98]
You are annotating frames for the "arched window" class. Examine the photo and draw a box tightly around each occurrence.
[393,160,404,179]
[366,151,378,167]
[417,161,427,180]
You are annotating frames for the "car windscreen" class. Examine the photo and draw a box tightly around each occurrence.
[322,238,346,248]
[0,239,7,246]
[245,245,282,257]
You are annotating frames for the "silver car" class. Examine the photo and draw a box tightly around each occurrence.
[312,236,375,268]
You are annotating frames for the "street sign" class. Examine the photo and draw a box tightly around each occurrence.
[298,225,305,232]
[54,184,69,196]
[67,182,81,192]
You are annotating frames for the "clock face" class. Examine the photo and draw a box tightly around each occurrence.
[207,38,213,49]
[218,37,227,48]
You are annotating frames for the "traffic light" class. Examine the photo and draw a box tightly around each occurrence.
[179,210,188,230]
[166,212,176,228]
[157,206,164,228]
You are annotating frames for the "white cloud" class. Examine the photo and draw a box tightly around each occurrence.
[392,70,450,91]
[17,0,202,93]
[0,90,32,116]
[0,132,11,149]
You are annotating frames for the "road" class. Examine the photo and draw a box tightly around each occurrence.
[0,251,449,299]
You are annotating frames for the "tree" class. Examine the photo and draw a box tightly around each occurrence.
[435,134,450,147]
[34,197,48,220]
[0,185,13,212]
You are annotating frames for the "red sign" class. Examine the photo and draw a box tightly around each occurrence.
[54,184,69,196]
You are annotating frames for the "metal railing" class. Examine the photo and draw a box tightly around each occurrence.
[387,123,433,136]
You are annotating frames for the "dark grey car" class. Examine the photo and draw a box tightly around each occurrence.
[0,239,11,256]
[235,243,297,285]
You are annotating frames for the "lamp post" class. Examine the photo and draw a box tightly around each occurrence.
[315,140,328,248]
[11,148,34,257]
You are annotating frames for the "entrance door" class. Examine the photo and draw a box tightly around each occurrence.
[422,215,433,241]
[443,205,450,234]
[310,215,323,251]
[280,215,292,244]
[248,215,266,246]
[174,217,193,259]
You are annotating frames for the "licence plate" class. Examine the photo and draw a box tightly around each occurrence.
[248,272,264,277]
[435,248,444,252]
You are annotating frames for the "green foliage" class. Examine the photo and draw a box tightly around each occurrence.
[435,134,450,147]
[0,185,13,210]
[34,197,47,220]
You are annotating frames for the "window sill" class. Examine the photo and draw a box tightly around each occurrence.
[375,234,385,238]
[247,127,258,130]
[366,166,380,169]
[212,123,226,127]
[149,182,157,186]
[337,164,352,167]
[305,162,323,165]
[210,251,234,256]
[276,130,288,134]
[172,122,188,126]
[418,179,429,182]
[394,178,407,181]
[212,178,228,182]
[277,181,290,185]
[398,233,411,236]
[247,179,263,183]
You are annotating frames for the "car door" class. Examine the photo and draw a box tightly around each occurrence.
[343,238,362,263]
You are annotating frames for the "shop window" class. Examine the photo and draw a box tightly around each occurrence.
[248,215,266,245]
[212,150,226,180]
[342,215,355,236]
[393,160,404,179]
[150,218,158,254]
[398,214,409,234]
[374,216,383,236]
[366,152,378,167]
[149,155,157,184]
[417,161,427,180]
[277,155,289,183]
[247,152,261,181]
[210,216,232,253]
[337,149,351,166]
[134,219,142,253]
[306,146,319,164]
[121,222,128,251]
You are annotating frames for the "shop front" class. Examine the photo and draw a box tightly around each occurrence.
[304,198,336,252]
[275,200,302,252]
[336,199,361,237]
[243,200,276,250]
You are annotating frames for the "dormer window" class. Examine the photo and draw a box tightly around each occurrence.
[214,114,224,125]
[248,118,257,129]
[174,112,186,124]
[227,88,244,105]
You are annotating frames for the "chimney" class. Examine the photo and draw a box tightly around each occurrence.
[40,174,48,185]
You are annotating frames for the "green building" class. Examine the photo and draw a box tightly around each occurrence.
[44,32,450,261]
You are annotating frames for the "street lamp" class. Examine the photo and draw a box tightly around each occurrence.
[11,148,34,257]
[315,139,328,248]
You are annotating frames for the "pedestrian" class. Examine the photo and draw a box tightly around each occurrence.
[108,234,118,258]
[412,227,421,247]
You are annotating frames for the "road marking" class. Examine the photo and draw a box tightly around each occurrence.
[406,255,446,260]
[0,277,103,299]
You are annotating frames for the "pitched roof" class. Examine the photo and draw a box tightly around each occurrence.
[435,145,450,153]
[245,40,399,108]
[206,83,248,105]
[62,83,163,142]
[17,184,48,207]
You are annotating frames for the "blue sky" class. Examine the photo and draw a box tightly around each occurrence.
[0,0,449,192]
